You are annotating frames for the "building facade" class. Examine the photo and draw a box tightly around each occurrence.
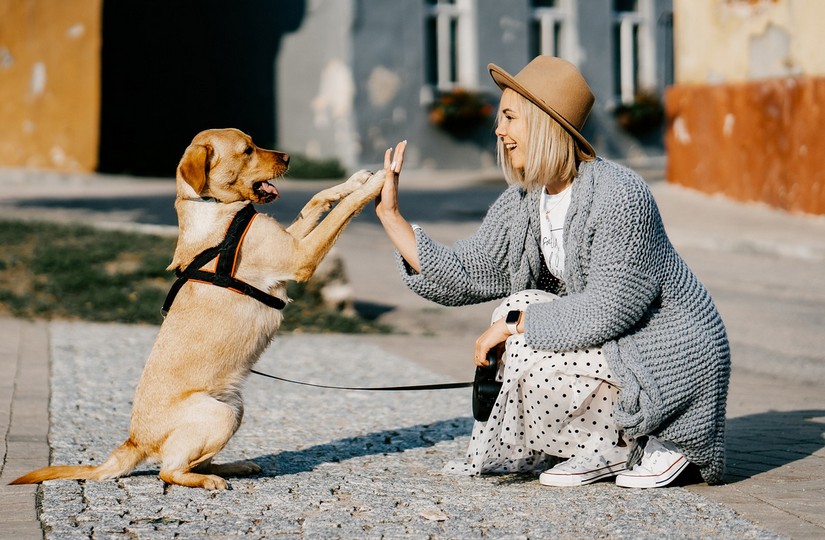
[0,0,673,175]
[278,0,674,170]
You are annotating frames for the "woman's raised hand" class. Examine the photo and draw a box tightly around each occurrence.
[374,140,420,272]
[375,140,407,220]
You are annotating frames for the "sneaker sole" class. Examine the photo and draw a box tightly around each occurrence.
[614,456,689,488]
[539,462,628,487]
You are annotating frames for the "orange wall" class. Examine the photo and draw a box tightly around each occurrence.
[0,0,102,171]
[665,76,825,215]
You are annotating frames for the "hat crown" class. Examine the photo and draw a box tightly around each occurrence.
[511,56,593,131]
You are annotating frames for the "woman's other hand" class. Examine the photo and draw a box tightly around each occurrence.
[474,317,511,367]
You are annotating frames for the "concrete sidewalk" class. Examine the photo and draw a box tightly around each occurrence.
[2,163,825,538]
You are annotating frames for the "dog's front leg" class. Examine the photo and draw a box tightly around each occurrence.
[287,169,373,239]
[290,171,385,281]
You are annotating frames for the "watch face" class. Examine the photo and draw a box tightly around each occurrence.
[506,310,520,324]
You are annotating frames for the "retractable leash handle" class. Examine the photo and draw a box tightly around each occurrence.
[472,349,502,422]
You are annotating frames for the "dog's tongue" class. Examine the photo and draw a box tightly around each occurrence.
[260,181,280,198]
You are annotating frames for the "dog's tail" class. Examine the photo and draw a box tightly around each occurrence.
[9,439,146,485]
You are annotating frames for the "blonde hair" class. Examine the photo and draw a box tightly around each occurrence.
[496,89,594,191]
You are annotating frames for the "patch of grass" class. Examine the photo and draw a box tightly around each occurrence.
[0,219,389,333]
[285,154,347,179]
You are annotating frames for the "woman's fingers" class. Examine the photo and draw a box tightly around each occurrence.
[391,140,407,174]
[376,144,404,217]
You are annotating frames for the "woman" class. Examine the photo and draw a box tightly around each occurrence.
[375,56,730,488]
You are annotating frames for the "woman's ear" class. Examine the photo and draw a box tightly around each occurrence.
[177,144,212,194]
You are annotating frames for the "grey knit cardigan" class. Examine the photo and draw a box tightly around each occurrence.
[397,158,730,484]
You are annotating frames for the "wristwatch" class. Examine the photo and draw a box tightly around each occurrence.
[505,310,521,335]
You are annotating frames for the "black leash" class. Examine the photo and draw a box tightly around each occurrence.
[249,368,473,391]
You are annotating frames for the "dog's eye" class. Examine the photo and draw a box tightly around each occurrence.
[244,146,253,156]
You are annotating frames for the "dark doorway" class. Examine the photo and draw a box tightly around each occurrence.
[98,0,305,177]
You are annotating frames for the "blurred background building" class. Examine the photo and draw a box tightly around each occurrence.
[1,0,822,215]
[666,0,824,215]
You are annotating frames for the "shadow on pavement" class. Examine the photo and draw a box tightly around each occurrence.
[252,417,474,476]
[723,408,825,483]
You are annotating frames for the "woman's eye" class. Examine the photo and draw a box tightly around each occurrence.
[244,146,253,155]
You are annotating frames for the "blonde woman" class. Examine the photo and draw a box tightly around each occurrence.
[375,56,729,488]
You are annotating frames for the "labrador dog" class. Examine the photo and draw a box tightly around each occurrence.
[11,128,385,489]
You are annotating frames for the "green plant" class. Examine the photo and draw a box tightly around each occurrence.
[429,87,495,136]
[613,90,665,137]
[286,154,346,179]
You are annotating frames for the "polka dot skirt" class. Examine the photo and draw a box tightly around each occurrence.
[444,290,626,475]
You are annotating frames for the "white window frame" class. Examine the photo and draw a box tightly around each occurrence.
[614,0,655,104]
[530,0,573,60]
[426,0,478,92]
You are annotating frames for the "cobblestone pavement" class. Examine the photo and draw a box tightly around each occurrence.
[37,323,780,539]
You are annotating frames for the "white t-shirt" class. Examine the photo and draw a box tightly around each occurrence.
[540,184,572,279]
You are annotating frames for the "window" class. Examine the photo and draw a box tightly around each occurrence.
[425,0,477,91]
[613,0,660,105]
[529,0,567,59]
[613,0,643,104]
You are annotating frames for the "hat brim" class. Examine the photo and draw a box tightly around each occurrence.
[489,63,595,158]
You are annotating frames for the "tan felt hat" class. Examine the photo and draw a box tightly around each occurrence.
[489,56,596,158]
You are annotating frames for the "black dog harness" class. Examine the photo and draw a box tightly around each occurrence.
[161,204,286,316]
[160,203,477,396]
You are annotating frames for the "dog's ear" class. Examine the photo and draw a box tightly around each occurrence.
[177,144,212,194]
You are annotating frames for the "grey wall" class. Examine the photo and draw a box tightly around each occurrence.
[277,0,356,166]
[276,0,671,173]
[352,0,427,168]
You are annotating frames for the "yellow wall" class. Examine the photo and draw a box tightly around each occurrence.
[668,0,825,215]
[0,0,102,171]
[674,0,825,84]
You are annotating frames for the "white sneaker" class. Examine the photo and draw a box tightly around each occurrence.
[615,437,689,488]
[539,446,629,487]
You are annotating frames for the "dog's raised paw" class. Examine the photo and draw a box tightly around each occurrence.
[362,169,386,196]
[344,169,373,188]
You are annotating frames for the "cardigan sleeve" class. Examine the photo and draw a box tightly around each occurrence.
[395,187,521,306]
[523,175,664,350]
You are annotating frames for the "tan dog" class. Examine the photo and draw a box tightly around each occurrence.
[11,128,385,490]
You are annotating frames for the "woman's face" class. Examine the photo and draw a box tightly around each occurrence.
[495,89,528,170]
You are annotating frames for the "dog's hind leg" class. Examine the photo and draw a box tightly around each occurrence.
[157,395,240,490]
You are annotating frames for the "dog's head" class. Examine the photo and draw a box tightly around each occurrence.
[176,128,289,204]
